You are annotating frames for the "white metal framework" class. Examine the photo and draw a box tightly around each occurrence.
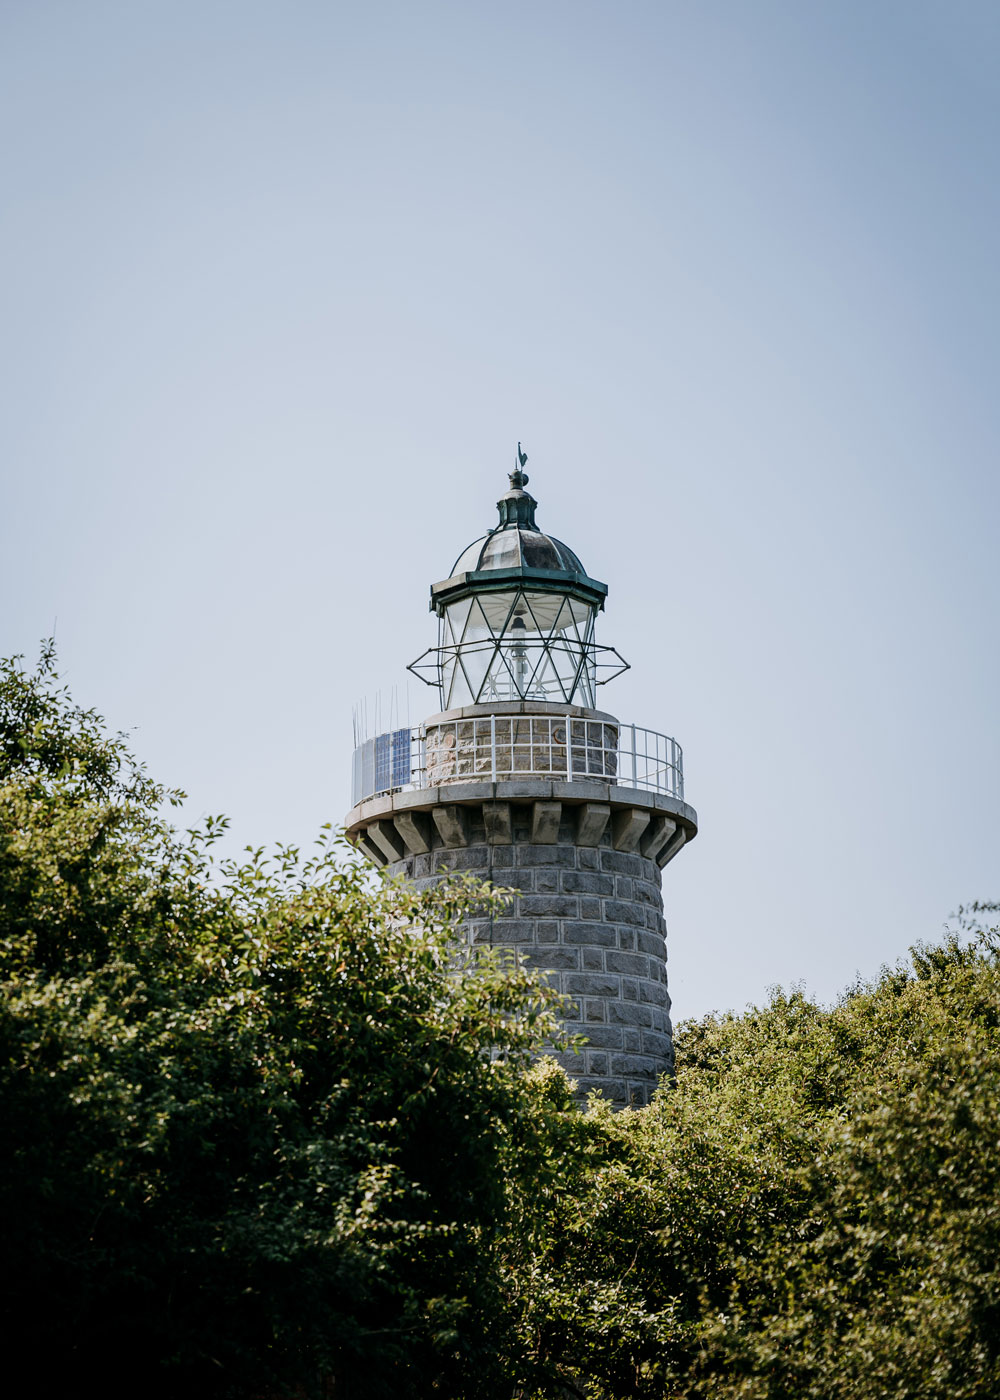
[408,586,627,709]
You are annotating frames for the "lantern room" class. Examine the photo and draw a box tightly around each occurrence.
[408,451,628,709]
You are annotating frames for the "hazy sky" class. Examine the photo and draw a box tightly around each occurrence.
[3,1,998,1019]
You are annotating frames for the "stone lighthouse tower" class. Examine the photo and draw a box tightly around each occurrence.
[345,450,698,1105]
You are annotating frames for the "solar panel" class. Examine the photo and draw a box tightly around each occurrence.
[391,728,411,788]
[375,728,411,795]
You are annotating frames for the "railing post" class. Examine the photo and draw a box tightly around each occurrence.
[567,718,573,782]
[490,714,496,782]
[630,724,638,789]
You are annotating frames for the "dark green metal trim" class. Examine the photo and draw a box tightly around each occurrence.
[429,566,608,616]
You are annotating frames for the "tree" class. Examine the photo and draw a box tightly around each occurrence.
[505,933,1000,1399]
[0,646,570,1399]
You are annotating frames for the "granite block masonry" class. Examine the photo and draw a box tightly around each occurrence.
[346,779,695,1105]
[345,451,698,1107]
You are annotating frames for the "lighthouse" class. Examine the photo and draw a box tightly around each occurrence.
[345,450,698,1105]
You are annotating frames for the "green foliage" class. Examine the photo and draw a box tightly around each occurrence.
[0,647,569,1398]
[507,932,1000,1398]
[4,645,999,1399]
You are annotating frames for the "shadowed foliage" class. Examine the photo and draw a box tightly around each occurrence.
[0,646,572,1399]
[3,646,998,1398]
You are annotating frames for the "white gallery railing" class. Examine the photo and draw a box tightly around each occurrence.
[351,714,683,807]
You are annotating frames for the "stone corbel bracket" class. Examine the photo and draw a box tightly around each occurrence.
[345,778,698,869]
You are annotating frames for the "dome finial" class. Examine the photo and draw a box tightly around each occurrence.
[497,443,537,529]
[509,441,529,489]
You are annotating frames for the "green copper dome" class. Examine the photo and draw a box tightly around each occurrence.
[431,454,607,616]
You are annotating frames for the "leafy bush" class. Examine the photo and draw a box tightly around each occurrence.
[0,647,569,1398]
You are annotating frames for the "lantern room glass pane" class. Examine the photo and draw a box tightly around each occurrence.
[439,588,597,707]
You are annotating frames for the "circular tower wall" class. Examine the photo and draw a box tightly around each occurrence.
[346,705,697,1107]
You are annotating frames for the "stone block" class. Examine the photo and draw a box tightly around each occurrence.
[658,827,688,868]
[581,946,604,970]
[534,868,559,893]
[393,810,432,855]
[587,1052,609,1075]
[649,1006,670,1033]
[579,897,602,920]
[565,973,621,998]
[612,807,650,852]
[640,814,676,862]
[432,805,469,848]
[493,870,534,893]
[435,845,491,872]
[606,950,649,978]
[622,977,639,1002]
[531,801,562,843]
[576,802,611,847]
[611,1054,658,1079]
[354,792,395,823]
[608,784,658,811]
[642,1030,672,1058]
[639,979,668,1005]
[600,849,644,876]
[638,931,666,957]
[562,921,617,947]
[482,802,512,844]
[562,870,615,895]
[351,830,387,865]
[633,879,661,907]
[617,929,637,950]
[584,999,606,1022]
[516,844,576,867]
[551,779,611,803]
[605,899,645,926]
[520,894,579,918]
[609,1001,653,1028]
[576,1025,624,1050]
[490,920,536,944]
[440,782,491,804]
[523,945,581,971]
[392,787,440,812]
[615,876,634,900]
[577,847,600,870]
[623,1027,642,1051]
[494,779,554,800]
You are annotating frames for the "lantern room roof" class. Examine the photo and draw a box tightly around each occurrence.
[429,449,608,615]
[449,527,587,577]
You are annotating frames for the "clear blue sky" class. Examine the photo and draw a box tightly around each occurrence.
[3,1,998,1019]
